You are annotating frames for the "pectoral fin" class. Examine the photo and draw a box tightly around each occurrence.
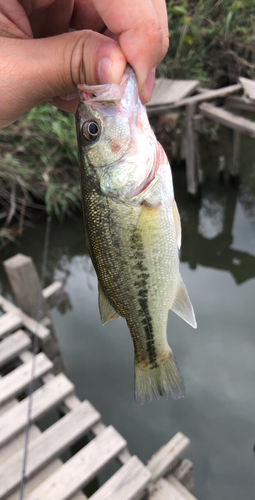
[172,200,181,249]
[170,274,197,328]
[98,281,120,324]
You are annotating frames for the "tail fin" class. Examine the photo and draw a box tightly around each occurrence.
[134,350,185,405]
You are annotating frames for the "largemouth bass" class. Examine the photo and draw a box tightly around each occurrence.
[76,67,196,404]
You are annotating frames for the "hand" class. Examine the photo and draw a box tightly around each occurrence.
[0,0,169,129]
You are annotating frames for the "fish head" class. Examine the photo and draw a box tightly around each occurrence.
[76,68,134,170]
[76,67,171,204]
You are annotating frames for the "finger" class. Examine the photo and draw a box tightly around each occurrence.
[151,0,169,60]
[71,0,105,31]
[0,30,126,128]
[46,96,79,114]
[20,0,74,37]
[92,0,168,100]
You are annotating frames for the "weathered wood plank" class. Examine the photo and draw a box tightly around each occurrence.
[26,426,127,500]
[42,281,66,309]
[171,459,195,493]
[148,79,199,107]
[149,477,195,500]
[147,432,190,482]
[0,353,53,407]
[0,373,74,447]
[0,312,23,339]
[0,295,50,340]
[225,95,255,112]
[90,456,151,500]
[3,254,49,319]
[167,475,197,499]
[147,83,242,113]
[199,102,255,138]
[0,400,100,499]
[0,330,30,367]
[239,77,255,101]
[7,459,63,500]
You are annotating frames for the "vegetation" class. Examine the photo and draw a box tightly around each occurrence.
[1,1,255,246]
[0,104,80,248]
[160,1,255,84]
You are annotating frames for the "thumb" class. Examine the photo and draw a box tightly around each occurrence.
[0,30,126,127]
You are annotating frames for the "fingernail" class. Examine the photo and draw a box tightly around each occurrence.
[142,68,156,102]
[98,57,112,84]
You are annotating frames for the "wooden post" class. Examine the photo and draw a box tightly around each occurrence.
[184,104,199,195]
[3,254,48,320]
[3,253,68,375]
[228,128,240,178]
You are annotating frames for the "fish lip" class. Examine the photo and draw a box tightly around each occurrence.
[77,70,130,105]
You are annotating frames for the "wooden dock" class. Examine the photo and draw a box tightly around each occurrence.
[147,76,255,195]
[0,253,197,500]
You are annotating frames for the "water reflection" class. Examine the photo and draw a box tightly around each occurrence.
[177,183,255,284]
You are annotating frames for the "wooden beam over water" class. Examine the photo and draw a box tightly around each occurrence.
[199,102,255,138]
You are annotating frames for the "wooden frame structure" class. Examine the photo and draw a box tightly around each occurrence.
[0,253,197,500]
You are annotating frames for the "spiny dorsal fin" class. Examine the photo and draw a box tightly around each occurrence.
[172,200,182,249]
[98,281,120,324]
[170,273,197,328]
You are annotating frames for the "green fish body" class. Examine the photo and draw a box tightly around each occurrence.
[76,67,196,404]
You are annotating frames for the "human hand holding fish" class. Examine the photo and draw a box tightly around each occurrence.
[0,0,168,129]
[76,66,197,404]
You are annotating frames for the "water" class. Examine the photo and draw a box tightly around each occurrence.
[0,129,255,499]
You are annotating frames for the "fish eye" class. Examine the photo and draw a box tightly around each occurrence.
[82,121,100,142]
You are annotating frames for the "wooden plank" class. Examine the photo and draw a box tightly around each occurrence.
[0,295,50,340]
[225,95,255,112]
[171,459,195,493]
[7,460,64,500]
[148,79,199,107]
[167,476,197,499]
[148,83,242,113]
[26,426,127,500]
[147,432,190,482]
[199,102,255,138]
[42,281,66,309]
[149,477,195,500]
[239,77,255,101]
[0,373,74,447]
[0,330,30,367]
[90,456,151,500]
[0,353,53,407]
[0,312,23,339]
[0,400,100,499]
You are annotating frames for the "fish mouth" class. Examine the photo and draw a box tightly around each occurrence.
[77,68,131,105]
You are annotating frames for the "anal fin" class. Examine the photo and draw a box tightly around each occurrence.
[98,281,120,325]
[170,274,197,328]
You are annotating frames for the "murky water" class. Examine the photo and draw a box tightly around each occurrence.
[0,128,255,499]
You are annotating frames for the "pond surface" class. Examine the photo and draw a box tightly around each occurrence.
[0,128,255,499]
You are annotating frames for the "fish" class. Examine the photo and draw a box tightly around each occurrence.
[76,66,197,405]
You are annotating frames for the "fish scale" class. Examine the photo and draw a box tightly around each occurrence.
[76,66,197,404]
